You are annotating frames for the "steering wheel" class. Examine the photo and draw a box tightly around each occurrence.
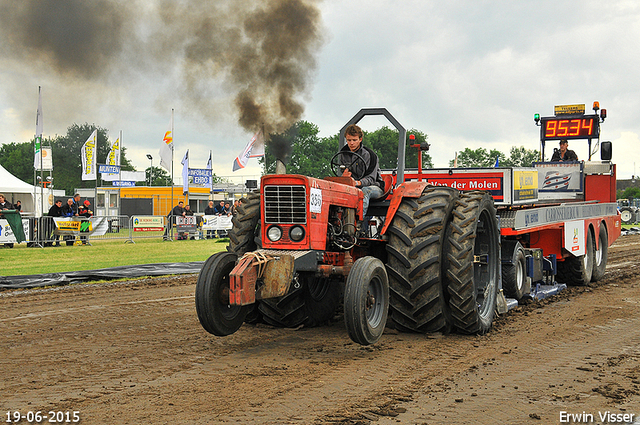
[330,151,367,181]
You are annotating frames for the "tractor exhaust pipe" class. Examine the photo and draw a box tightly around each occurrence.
[275,159,287,174]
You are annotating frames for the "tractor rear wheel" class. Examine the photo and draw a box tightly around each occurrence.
[195,252,248,336]
[258,274,341,328]
[386,186,458,333]
[228,192,261,254]
[444,191,500,334]
[591,224,608,282]
[556,228,594,285]
[344,256,389,345]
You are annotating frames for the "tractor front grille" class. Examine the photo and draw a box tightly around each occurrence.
[264,185,307,224]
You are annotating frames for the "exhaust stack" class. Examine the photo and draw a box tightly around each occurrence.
[275,159,287,175]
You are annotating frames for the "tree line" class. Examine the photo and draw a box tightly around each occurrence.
[2,120,542,194]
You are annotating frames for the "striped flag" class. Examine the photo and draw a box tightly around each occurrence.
[233,129,265,172]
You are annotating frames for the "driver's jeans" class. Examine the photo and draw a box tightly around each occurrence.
[361,185,385,216]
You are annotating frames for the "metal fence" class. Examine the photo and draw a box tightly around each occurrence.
[2,214,236,247]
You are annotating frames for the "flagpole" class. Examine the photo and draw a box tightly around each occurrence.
[209,150,213,196]
[170,108,174,240]
[39,87,44,219]
[118,130,122,216]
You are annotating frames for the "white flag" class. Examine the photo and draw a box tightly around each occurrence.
[181,149,189,195]
[159,115,173,172]
[206,151,213,193]
[232,129,265,172]
[81,129,98,181]
[34,87,43,169]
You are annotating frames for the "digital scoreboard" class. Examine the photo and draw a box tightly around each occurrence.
[540,116,599,140]
[536,103,603,142]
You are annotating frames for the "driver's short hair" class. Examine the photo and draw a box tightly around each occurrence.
[345,124,363,139]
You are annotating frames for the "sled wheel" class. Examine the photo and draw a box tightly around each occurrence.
[445,191,500,334]
[556,228,594,286]
[501,240,530,300]
[592,224,608,282]
[344,256,389,346]
[195,252,247,336]
[385,186,458,333]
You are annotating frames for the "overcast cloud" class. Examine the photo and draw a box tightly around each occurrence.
[1,0,640,182]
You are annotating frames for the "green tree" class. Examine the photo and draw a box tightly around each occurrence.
[51,123,134,195]
[261,121,338,178]
[365,126,433,170]
[450,147,505,168]
[145,166,173,186]
[503,146,540,167]
[621,187,640,200]
[0,124,134,194]
[0,141,36,183]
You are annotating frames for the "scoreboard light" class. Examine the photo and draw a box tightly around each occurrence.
[541,116,599,141]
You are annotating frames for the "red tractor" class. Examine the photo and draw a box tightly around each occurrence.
[196,108,501,345]
[196,105,619,345]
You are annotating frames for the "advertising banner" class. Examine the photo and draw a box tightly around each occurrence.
[0,219,30,244]
[133,216,164,232]
[176,216,197,233]
[201,215,233,230]
[53,217,109,236]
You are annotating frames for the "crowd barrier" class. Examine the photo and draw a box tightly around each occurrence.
[1,214,236,247]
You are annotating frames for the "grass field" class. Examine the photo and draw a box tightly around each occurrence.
[1,236,229,276]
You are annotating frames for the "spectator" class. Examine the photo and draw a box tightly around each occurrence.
[0,194,11,212]
[165,201,186,240]
[224,201,232,216]
[78,200,93,245]
[13,200,21,212]
[71,193,81,216]
[214,200,227,216]
[204,200,216,239]
[61,198,77,246]
[184,204,194,216]
[231,200,239,217]
[46,199,63,247]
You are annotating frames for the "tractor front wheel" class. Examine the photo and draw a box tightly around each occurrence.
[195,252,248,336]
[344,256,389,346]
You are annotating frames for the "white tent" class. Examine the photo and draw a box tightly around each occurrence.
[0,163,65,216]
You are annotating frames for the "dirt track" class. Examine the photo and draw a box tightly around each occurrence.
[2,236,640,425]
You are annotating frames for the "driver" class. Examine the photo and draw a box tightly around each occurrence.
[338,124,385,216]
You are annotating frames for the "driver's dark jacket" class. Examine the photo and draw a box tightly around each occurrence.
[339,144,385,190]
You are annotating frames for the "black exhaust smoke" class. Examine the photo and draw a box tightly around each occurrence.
[0,0,325,163]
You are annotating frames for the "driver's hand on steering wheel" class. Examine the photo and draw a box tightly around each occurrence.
[342,168,360,186]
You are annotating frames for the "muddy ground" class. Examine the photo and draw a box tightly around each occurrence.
[2,236,640,424]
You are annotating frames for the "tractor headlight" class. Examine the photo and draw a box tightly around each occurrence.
[267,225,282,242]
[289,225,305,242]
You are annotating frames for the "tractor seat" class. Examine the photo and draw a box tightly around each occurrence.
[373,174,394,200]
[366,174,394,217]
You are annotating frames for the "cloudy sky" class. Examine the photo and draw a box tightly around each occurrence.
[1,0,640,183]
